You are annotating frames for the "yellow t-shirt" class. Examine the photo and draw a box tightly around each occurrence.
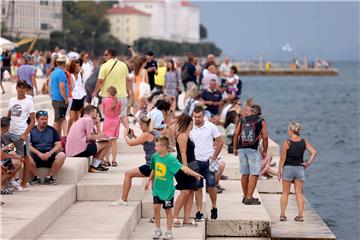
[98,58,129,98]
[154,66,166,87]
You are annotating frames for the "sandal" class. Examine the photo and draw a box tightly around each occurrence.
[294,216,304,222]
[103,161,111,167]
[1,187,13,195]
[280,216,287,221]
[173,219,182,227]
[182,219,198,227]
[111,161,118,167]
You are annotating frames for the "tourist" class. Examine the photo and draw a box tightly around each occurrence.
[29,110,66,185]
[200,79,223,120]
[134,57,149,114]
[1,51,12,94]
[50,55,69,135]
[155,59,166,92]
[233,104,268,205]
[65,105,111,172]
[181,55,197,90]
[80,52,93,82]
[1,116,23,195]
[149,99,171,131]
[190,106,223,221]
[164,59,181,112]
[278,122,317,222]
[93,49,130,129]
[145,136,202,240]
[173,114,199,227]
[224,110,239,154]
[226,66,240,98]
[201,64,218,90]
[102,86,122,167]
[85,57,106,104]
[2,80,35,191]
[199,54,216,86]
[110,115,159,206]
[68,59,86,130]
[219,56,232,86]
[17,53,37,96]
[145,51,157,91]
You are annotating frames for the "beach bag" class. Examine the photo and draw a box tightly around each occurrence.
[209,158,219,172]
[240,118,262,147]
[139,82,151,98]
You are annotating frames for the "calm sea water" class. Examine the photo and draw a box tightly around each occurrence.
[240,62,360,240]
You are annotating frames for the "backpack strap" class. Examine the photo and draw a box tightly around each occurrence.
[104,60,118,81]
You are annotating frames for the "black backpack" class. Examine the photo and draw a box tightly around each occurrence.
[240,117,262,147]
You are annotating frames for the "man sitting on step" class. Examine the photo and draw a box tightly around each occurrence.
[29,110,66,185]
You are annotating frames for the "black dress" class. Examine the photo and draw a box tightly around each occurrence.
[175,135,198,190]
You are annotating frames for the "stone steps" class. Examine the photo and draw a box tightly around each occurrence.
[37,201,141,240]
[1,185,76,239]
[206,180,271,238]
[130,218,206,240]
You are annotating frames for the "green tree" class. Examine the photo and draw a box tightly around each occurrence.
[200,24,207,40]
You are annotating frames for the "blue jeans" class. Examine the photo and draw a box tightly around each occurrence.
[195,160,216,188]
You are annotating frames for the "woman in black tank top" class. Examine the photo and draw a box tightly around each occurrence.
[278,122,317,222]
[173,114,198,226]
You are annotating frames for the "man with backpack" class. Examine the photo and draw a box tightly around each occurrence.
[181,55,197,90]
[233,104,268,205]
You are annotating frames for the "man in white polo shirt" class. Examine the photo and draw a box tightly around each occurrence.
[190,106,223,221]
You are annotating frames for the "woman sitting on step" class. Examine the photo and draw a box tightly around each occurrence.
[277,122,317,222]
[110,115,159,206]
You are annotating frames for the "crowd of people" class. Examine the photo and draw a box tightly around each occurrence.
[1,46,317,239]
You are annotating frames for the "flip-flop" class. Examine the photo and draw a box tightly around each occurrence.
[182,220,198,227]
[280,216,287,221]
[294,216,304,222]
[103,161,111,167]
[173,219,182,227]
[111,161,118,167]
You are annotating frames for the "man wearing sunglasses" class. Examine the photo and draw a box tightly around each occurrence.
[28,110,66,185]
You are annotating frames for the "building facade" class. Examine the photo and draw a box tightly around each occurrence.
[117,0,199,43]
[1,0,62,39]
[107,6,151,45]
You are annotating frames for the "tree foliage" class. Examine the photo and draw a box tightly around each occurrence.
[200,24,207,40]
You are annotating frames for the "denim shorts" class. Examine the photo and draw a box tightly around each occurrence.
[239,148,261,176]
[282,165,305,181]
[195,160,216,188]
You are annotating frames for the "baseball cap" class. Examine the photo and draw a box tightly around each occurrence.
[22,53,32,61]
[56,54,67,63]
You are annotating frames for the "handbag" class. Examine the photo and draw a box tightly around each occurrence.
[139,82,151,98]
[209,158,220,172]
[188,161,199,172]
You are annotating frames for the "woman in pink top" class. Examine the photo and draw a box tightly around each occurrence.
[102,86,122,167]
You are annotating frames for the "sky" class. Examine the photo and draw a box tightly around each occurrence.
[194,1,359,61]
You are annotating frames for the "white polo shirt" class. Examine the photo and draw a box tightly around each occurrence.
[190,120,220,162]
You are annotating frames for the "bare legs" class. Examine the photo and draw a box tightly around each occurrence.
[241,174,259,199]
[95,142,112,161]
[195,186,217,211]
[68,110,80,131]
[110,139,117,164]
[280,180,291,217]
[173,190,194,223]
[294,180,304,217]
[121,168,145,201]
[154,204,173,232]
[48,152,66,176]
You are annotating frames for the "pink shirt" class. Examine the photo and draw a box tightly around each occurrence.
[66,116,94,157]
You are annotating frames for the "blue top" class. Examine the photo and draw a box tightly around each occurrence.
[50,67,68,101]
[30,125,60,153]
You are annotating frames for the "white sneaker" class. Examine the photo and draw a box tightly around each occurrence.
[152,229,162,239]
[7,179,21,189]
[110,199,128,206]
[15,186,29,192]
[163,231,173,240]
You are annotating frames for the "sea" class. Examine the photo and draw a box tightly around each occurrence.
[240,61,360,240]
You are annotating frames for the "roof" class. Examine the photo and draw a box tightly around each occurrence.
[180,1,198,8]
[107,6,151,16]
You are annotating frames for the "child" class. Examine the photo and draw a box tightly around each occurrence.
[145,136,202,240]
[102,86,122,167]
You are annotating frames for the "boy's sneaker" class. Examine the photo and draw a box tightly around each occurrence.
[211,208,218,220]
[110,199,128,206]
[163,231,173,240]
[44,176,57,185]
[30,176,41,185]
[152,229,162,239]
[7,179,21,189]
[195,211,205,222]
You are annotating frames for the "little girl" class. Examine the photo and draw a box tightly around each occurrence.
[102,86,122,167]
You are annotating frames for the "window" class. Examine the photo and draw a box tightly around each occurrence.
[40,23,48,30]
[40,0,48,5]
[53,13,62,19]
[2,7,5,15]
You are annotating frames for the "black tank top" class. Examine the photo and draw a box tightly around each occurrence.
[176,135,196,164]
[285,139,306,166]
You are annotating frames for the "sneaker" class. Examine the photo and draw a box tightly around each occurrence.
[110,199,128,206]
[195,211,205,222]
[244,197,261,205]
[211,208,218,220]
[44,176,57,185]
[163,231,173,240]
[7,179,21,189]
[30,176,41,185]
[15,186,29,192]
[152,229,162,239]
[96,165,109,171]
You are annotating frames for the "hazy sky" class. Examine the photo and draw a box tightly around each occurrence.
[195,1,359,61]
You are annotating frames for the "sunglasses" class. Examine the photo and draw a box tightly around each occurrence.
[103,53,110,57]
[36,110,48,118]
